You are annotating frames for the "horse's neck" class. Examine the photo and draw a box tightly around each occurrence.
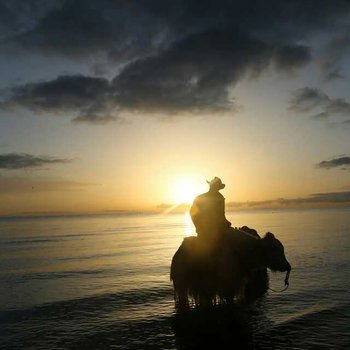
[244,239,267,270]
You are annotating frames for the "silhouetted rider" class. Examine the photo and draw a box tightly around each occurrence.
[190,177,231,241]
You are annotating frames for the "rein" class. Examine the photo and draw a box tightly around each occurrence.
[268,270,290,293]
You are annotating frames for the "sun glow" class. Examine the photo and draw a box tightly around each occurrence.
[171,177,204,204]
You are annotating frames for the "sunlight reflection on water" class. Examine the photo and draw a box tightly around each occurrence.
[184,211,195,237]
[1,209,350,349]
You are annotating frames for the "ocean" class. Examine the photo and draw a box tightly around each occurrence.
[1,208,350,349]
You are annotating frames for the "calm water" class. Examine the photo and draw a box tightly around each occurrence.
[1,209,350,349]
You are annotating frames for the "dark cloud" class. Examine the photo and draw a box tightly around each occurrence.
[317,156,350,170]
[320,62,345,81]
[226,191,350,209]
[289,87,330,113]
[16,1,116,57]
[2,0,350,120]
[2,0,164,61]
[111,29,311,114]
[320,23,350,80]
[289,87,350,123]
[2,75,109,112]
[327,98,350,115]
[0,153,71,169]
[72,113,118,124]
[272,45,311,72]
[1,75,119,124]
[111,29,245,114]
[0,0,60,42]
[3,0,350,60]
[1,31,312,122]
[305,191,350,204]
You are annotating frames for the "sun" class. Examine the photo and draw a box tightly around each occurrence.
[171,177,204,204]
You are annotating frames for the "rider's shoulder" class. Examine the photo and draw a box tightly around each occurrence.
[194,191,225,203]
[194,192,207,201]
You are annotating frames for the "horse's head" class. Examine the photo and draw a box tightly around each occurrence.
[262,232,291,272]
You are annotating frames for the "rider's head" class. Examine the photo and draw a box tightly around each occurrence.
[207,177,225,191]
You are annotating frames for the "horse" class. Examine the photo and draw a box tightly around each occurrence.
[170,227,291,311]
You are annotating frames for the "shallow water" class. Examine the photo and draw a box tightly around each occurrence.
[1,209,350,349]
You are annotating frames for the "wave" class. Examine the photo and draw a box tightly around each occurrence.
[2,288,350,350]
[0,232,106,245]
[252,301,350,349]
[0,285,173,322]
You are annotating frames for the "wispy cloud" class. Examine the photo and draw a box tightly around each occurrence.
[158,190,350,212]
[289,87,350,124]
[226,191,350,209]
[317,156,350,170]
[320,23,350,80]
[289,87,330,113]
[0,153,72,170]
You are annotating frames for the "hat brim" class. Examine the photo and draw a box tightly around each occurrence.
[207,181,225,189]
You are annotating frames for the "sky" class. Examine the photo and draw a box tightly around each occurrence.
[1,0,350,215]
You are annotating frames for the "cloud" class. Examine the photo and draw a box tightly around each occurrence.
[2,75,109,112]
[320,22,350,80]
[317,156,350,170]
[341,119,350,126]
[2,0,349,60]
[0,75,120,124]
[0,153,71,169]
[272,45,311,72]
[15,1,116,58]
[2,0,350,121]
[0,0,60,42]
[289,87,350,123]
[111,29,310,115]
[72,113,118,124]
[1,0,164,61]
[226,191,350,209]
[1,32,312,122]
[159,190,350,211]
[289,87,330,113]
[158,188,350,211]
[305,191,350,204]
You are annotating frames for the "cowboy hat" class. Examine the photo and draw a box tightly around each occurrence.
[207,177,225,190]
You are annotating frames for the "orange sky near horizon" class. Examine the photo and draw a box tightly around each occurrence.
[1,100,349,216]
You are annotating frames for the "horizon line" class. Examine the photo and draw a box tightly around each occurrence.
[1,203,350,219]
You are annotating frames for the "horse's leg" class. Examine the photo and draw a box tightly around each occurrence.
[222,291,234,305]
[175,287,189,312]
[171,240,191,312]
[198,293,212,308]
[236,279,247,304]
